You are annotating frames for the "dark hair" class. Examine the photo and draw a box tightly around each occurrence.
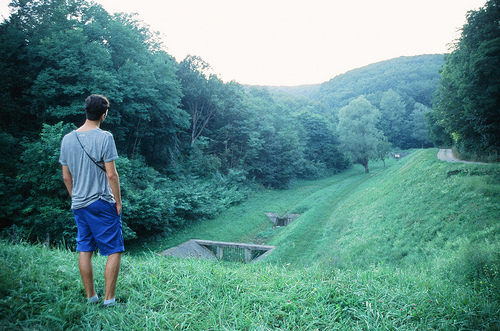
[85,94,109,121]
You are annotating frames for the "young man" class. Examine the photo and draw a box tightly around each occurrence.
[59,94,123,307]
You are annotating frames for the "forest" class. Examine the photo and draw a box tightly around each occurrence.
[0,0,497,246]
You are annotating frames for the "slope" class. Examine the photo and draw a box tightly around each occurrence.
[267,149,500,273]
[2,149,500,330]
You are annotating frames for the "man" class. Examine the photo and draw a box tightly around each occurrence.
[59,94,123,307]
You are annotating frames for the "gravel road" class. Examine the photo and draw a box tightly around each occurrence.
[437,149,489,164]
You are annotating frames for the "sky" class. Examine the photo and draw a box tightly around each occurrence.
[0,0,487,86]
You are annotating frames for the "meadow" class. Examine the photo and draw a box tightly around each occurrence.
[1,149,499,330]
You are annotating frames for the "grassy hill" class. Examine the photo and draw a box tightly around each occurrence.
[1,149,499,330]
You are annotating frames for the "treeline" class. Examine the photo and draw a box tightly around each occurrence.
[276,54,444,150]
[0,0,350,244]
[0,0,443,245]
[427,0,500,161]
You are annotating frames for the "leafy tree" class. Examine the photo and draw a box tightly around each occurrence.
[378,89,407,148]
[204,81,249,173]
[376,136,392,167]
[410,103,431,148]
[294,111,348,178]
[241,88,305,188]
[16,122,75,244]
[177,55,220,147]
[431,0,500,159]
[338,96,383,173]
[425,110,453,147]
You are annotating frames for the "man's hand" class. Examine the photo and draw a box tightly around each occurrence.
[115,202,122,215]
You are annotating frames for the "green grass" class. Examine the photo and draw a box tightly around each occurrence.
[1,242,499,330]
[1,149,500,329]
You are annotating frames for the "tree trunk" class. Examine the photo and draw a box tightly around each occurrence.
[361,159,370,173]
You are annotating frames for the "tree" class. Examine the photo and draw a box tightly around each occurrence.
[294,111,348,178]
[177,55,220,147]
[410,103,431,148]
[378,89,407,148]
[338,96,383,173]
[431,0,500,159]
[241,88,305,188]
[376,136,392,167]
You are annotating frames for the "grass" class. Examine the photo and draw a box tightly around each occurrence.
[1,242,499,330]
[1,149,500,329]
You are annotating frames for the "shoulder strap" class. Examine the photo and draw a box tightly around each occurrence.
[73,131,107,172]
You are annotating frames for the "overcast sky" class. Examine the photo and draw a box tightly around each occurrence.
[0,0,487,86]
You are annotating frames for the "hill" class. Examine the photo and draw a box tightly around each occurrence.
[1,149,499,329]
[268,54,444,108]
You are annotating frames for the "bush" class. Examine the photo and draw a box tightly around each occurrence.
[1,123,250,246]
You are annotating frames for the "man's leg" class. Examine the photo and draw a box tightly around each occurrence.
[79,251,97,299]
[104,252,122,301]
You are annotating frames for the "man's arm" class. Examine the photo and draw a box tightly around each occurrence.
[104,160,122,215]
[62,165,73,198]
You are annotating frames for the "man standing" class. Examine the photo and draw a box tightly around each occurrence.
[59,94,123,307]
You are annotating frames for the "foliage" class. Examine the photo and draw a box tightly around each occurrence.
[274,55,444,150]
[337,96,383,173]
[0,0,445,245]
[294,111,349,179]
[410,102,431,148]
[16,122,75,244]
[378,89,407,147]
[315,54,444,110]
[430,0,500,160]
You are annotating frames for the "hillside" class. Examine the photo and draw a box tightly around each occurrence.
[267,54,444,107]
[267,149,500,269]
[1,149,499,329]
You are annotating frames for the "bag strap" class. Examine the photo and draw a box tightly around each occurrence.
[73,131,107,172]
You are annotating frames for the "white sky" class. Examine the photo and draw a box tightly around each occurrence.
[0,0,487,86]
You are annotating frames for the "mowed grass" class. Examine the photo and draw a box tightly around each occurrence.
[1,149,500,329]
[136,158,398,254]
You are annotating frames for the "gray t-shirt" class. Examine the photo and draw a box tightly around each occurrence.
[59,128,119,209]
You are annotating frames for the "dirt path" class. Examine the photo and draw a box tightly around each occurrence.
[437,149,489,164]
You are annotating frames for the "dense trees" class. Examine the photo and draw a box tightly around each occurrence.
[276,55,444,150]
[0,0,443,245]
[429,0,500,160]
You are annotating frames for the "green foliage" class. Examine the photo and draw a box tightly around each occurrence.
[0,0,452,247]
[337,96,383,173]
[410,102,431,148]
[16,122,75,244]
[273,55,444,150]
[316,55,444,109]
[115,157,249,239]
[294,111,349,179]
[431,0,500,160]
[378,89,407,147]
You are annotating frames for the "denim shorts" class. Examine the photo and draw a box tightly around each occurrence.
[73,199,124,256]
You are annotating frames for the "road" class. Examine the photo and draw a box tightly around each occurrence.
[437,149,489,164]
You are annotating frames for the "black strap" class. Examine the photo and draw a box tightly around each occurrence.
[73,131,107,172]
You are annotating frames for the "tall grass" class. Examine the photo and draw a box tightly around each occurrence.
[1,242,499,330]
[1,149,499,329]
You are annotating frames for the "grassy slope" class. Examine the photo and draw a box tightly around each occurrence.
[269,149,500,271]
[1,149,499,330]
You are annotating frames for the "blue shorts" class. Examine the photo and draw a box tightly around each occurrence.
[73,199,124,256]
